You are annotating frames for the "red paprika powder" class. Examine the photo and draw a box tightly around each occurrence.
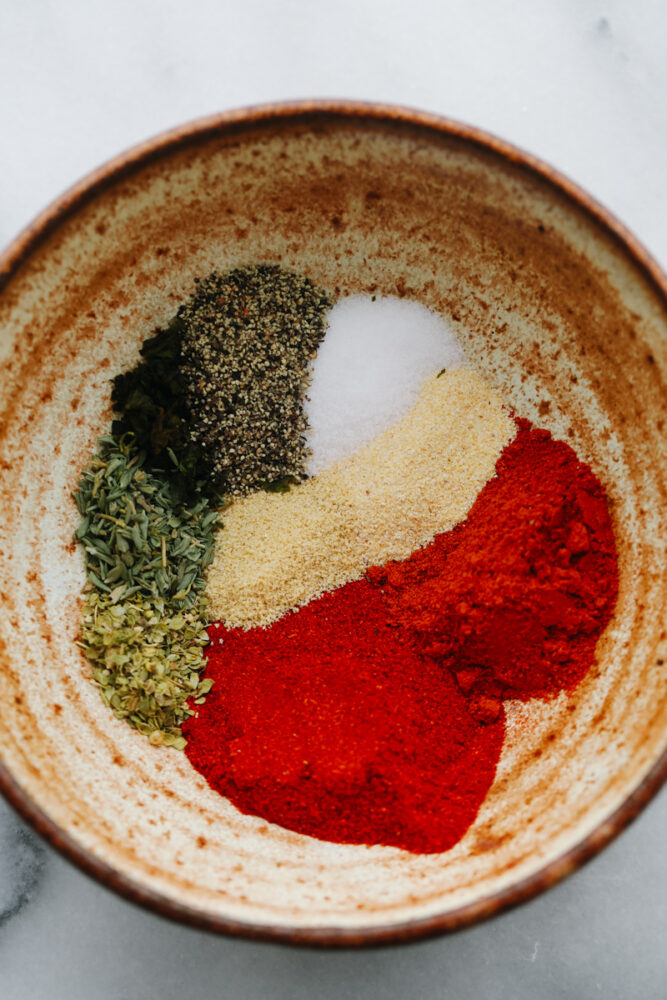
[370,419,619,705]
[184,419,618,854]
[185,583,503,853]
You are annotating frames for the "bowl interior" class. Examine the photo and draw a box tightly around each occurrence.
[0,107,666,943]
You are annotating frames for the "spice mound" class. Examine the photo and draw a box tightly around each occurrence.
[184,419,618,853]
[74,434,218,747]
[179,265,333,494]
[372,418,619,700]
[184,582,504,854]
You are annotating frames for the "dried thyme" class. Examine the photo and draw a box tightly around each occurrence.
[180,265,334,495]
[74,434,218,607]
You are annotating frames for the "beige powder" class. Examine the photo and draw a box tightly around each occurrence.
[206,368,515,628]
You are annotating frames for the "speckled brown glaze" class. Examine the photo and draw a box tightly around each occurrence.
[0,102,666,947]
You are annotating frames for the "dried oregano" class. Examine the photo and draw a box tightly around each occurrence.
[80,589,212,749]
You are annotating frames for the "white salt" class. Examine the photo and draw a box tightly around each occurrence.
[305,295,466,475]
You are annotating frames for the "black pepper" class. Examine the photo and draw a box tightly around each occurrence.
[180,265,334,495]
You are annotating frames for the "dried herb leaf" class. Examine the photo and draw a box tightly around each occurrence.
[74,432,220,746]
[73,434,219,611]
[81,588,211,744]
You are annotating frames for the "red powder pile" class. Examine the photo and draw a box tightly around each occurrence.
[370,419,619,708]
[184,420,618,854]
[185,582,503,854]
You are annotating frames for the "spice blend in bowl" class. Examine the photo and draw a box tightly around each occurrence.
[0,103,665,945]
[75,273,619,854]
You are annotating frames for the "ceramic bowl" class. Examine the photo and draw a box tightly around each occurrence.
[0,102,665,946]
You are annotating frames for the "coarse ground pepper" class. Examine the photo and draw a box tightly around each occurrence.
[180,265,334,495]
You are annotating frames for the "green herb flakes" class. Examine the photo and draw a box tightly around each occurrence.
[81,589,213,749]
[74,434,219,609]
[110,317,208,500]
[74,433,219,745]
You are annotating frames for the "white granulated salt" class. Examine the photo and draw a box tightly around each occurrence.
[305,295,466,475]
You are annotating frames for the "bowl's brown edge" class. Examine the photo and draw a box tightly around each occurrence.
[1,99,666,948]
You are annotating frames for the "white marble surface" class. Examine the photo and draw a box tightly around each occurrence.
[1,0,666,996]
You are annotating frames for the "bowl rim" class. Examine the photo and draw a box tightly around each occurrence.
[1,99,666,948]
